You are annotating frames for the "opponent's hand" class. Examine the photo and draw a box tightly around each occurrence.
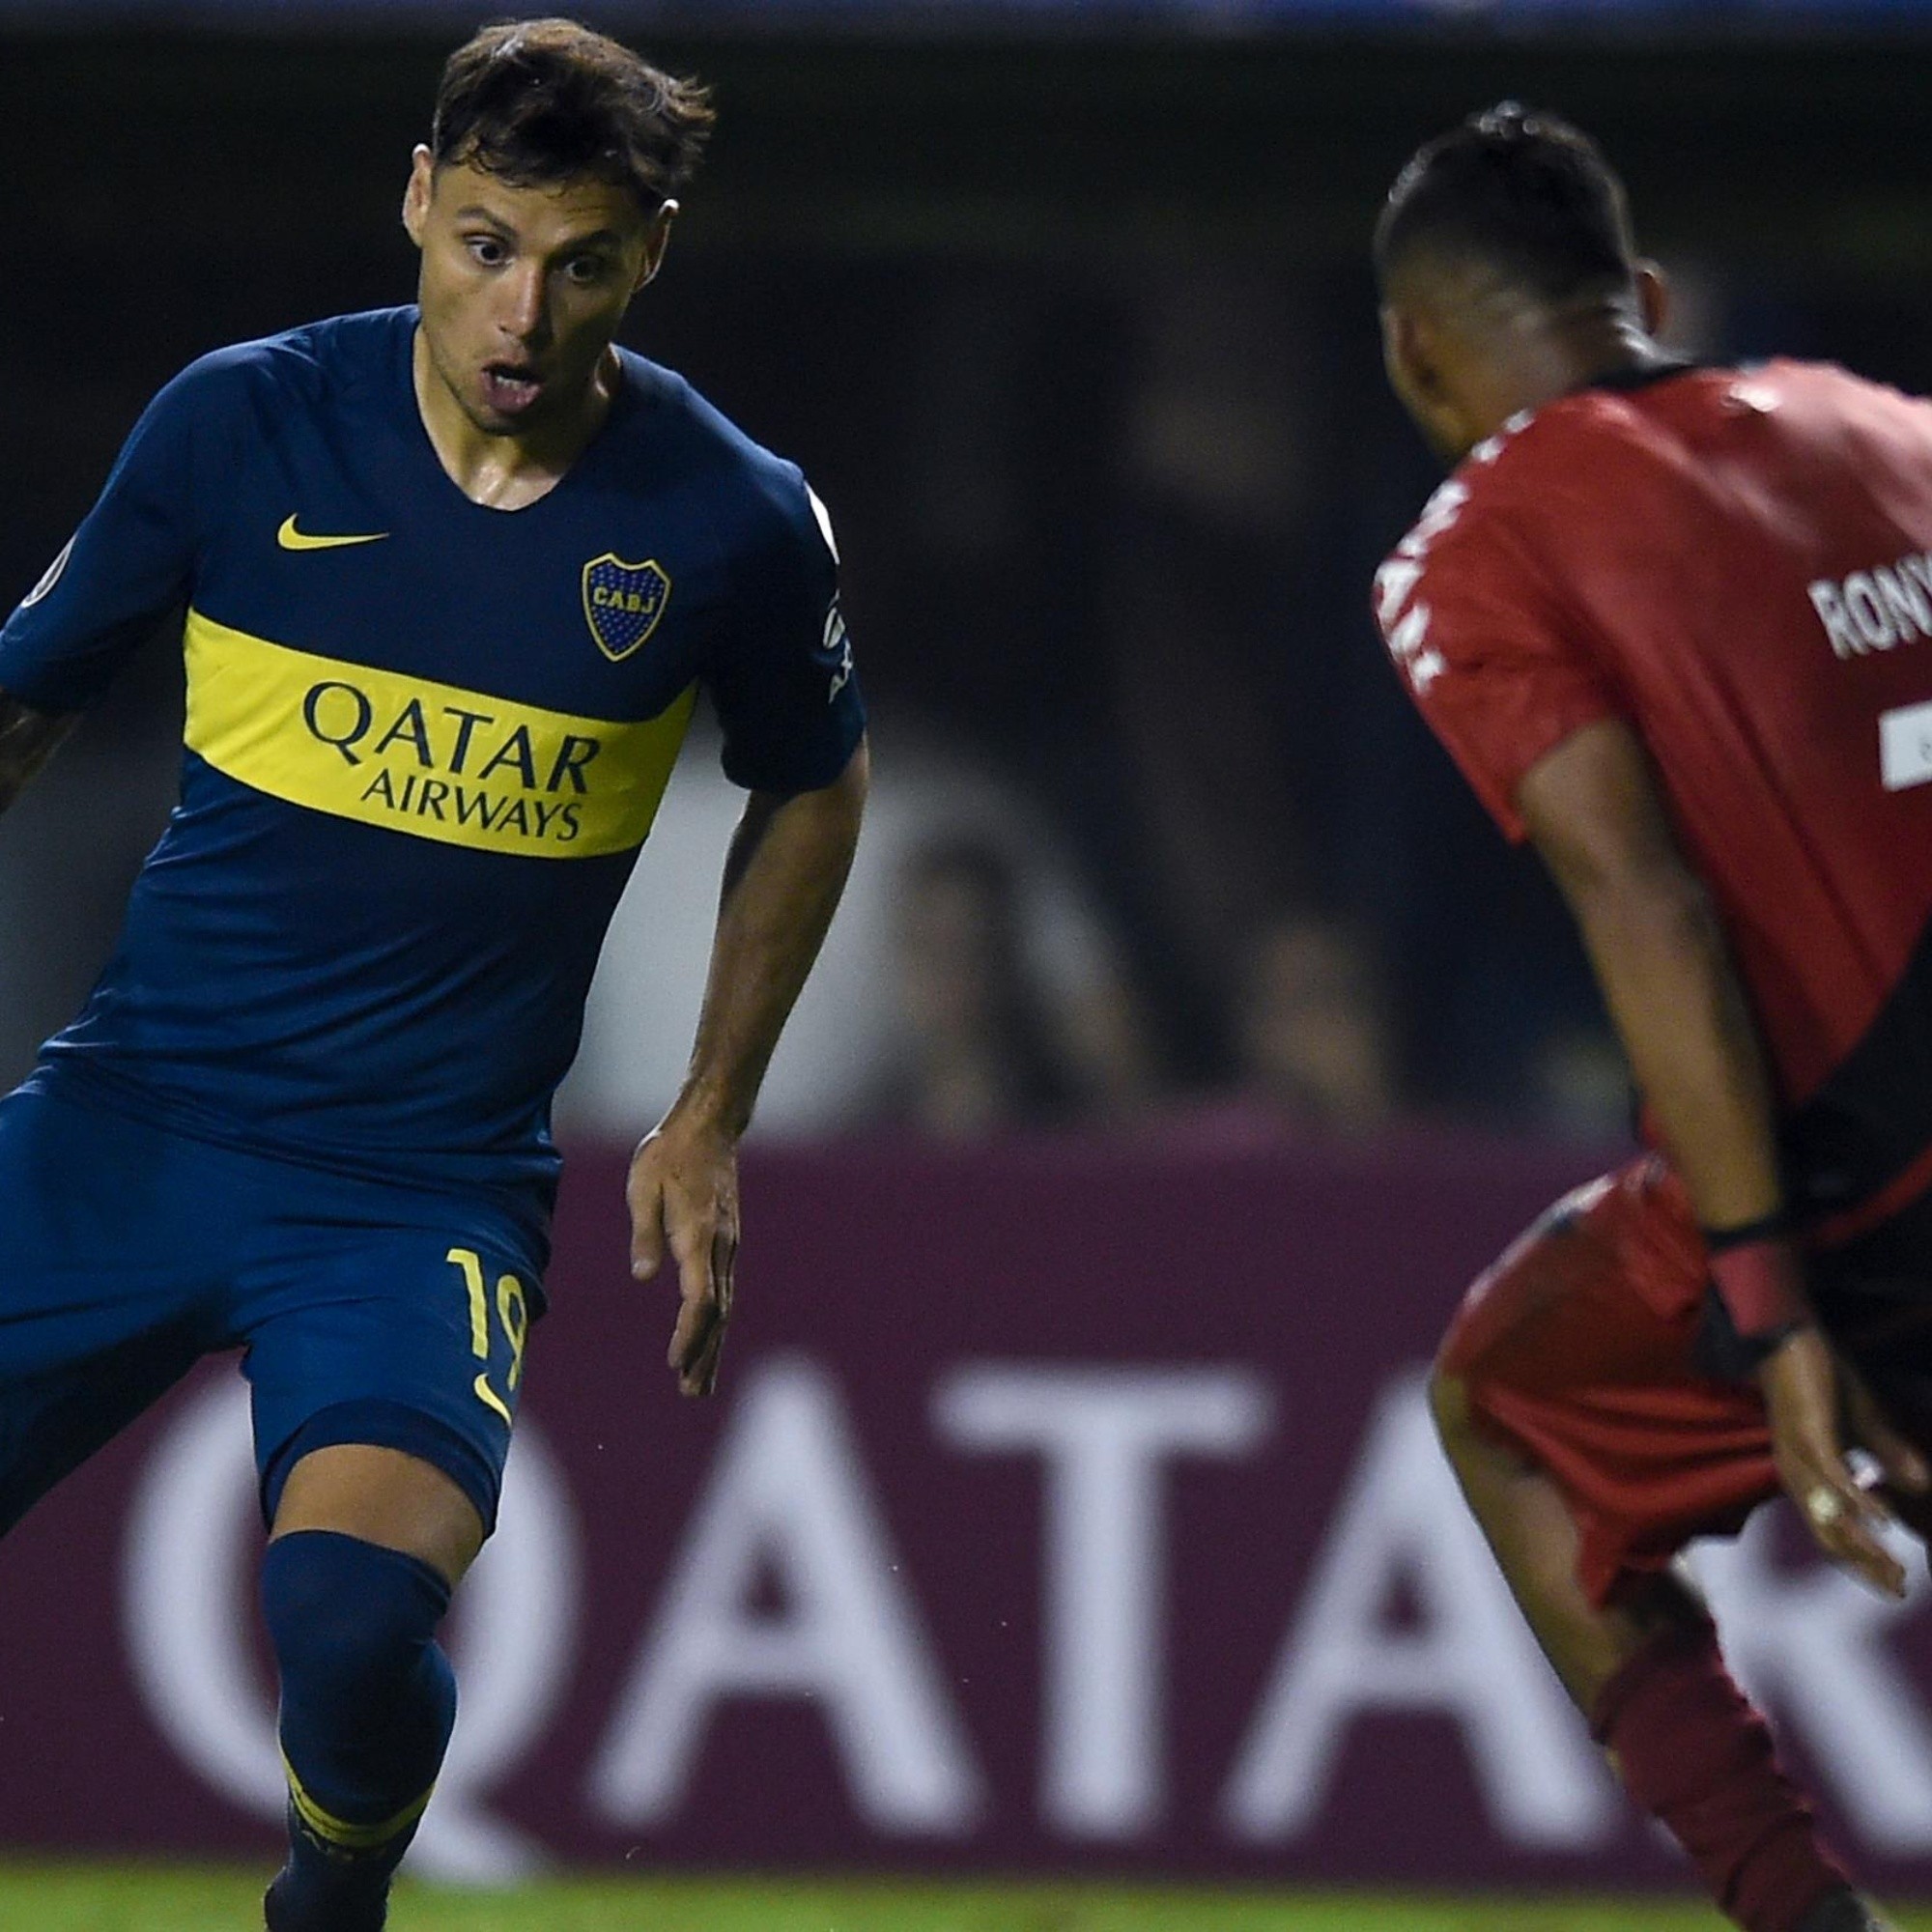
[626,1112,740,1398]
[1758,1325,1926,1597]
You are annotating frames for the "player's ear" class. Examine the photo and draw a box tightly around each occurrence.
[402,146,436,249]
[634,200,678,293]
[1382,302,1474,465]
[1382,304,1444,412]
[1634,260,1670,339]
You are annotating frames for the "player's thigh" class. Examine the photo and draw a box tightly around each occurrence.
[0,1089,221,1533]
[1439,1154,1776,1605]
[239,1218,541,1562]
[1440,1156,1713,1396]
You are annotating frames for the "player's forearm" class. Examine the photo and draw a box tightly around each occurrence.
[1566,864,1784,1232]
[0,694,75,818]
[668,739,868,1138]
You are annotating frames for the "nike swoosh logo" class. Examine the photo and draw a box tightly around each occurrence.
[277,515,389,553]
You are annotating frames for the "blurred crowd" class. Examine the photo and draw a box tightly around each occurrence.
[568,253,1661,1144]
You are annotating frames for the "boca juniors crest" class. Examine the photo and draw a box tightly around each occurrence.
[582,554,672,663]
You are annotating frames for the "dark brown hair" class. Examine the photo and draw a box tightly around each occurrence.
[431,17,715,212]
[1375,103,1635,307]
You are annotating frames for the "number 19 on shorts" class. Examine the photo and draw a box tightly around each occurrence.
[446,1247,527,1426]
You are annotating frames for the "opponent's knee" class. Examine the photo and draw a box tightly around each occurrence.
[261,1529,452,1707]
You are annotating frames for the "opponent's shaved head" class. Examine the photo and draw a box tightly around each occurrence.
[1375,103,1637,315]
[1374,105,1666,467]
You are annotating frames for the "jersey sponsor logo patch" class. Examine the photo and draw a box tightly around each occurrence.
[183,610,695,859]
[276,515,390,553]
[582,554,671,663]
[20,534,76,609]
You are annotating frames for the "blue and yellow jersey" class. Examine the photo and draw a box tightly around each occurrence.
[0,308,865,1229]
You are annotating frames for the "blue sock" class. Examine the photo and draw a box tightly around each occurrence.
[260,1531,457,1931]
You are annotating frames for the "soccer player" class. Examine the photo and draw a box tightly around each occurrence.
[0,20,866,1930]
[1373,106,1932,1932]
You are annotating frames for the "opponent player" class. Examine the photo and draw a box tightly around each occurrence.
[0,20,866,1929]
[1374,106,1932,1932]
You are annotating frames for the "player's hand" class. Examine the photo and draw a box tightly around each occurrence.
[1757,1325,1926,1597]
[626,1111,740,1398]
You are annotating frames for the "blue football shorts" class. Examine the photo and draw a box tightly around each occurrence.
[0,1084,547,1538]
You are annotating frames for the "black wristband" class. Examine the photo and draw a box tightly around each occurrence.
[1700,1209,1793,1253]
[1694,1287,1814,1381]
[1728,1317,1811,1374]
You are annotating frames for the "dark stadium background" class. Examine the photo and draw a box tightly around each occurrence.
[5,4,1932,1918]
[11,20,1932,1122]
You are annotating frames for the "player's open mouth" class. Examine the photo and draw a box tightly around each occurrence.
[481,364,545,413]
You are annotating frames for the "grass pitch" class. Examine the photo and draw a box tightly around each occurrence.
[3,1865,1927,1931]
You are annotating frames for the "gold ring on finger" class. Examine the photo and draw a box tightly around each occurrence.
[1804,1485,1845,1529]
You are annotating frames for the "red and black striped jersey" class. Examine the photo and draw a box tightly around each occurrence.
[1377,359,1932,1236]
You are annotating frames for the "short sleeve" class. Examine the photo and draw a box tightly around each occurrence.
[1376,514,1623,842]
[706,472,867,793]
[0,350,245,712]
